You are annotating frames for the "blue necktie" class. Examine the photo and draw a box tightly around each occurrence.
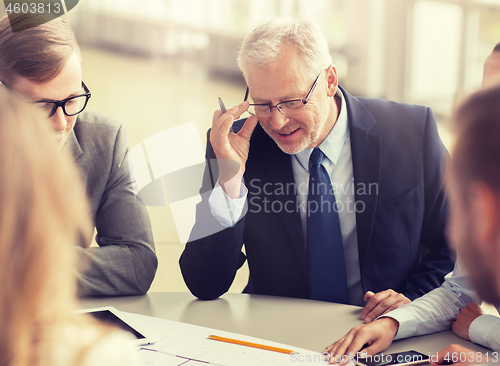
[307,148,349,303]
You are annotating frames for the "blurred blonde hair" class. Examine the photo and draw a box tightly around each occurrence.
[0,89,93,365]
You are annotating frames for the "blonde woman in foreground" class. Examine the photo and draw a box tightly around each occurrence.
[0,89,137,366]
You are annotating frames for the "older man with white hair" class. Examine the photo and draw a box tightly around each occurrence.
[181,17,454,321]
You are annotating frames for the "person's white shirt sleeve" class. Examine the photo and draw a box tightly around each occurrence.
[382,260,481,339]
[208,180,248,227]
[469,312,500,351]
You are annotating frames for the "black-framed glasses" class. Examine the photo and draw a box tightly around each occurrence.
[244,70,324,117]
[0,80,91,118]
[33,81,91,118]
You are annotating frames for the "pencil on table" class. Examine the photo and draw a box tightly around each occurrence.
[209,335,295,355]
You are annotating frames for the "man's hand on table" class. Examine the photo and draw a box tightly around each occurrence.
[452,302,483,341]
[361,290,411,323]
[323,318,399,365]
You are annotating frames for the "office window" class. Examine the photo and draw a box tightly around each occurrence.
[409,1,462,112]
[408,0,500,116]
[464,4,500,89]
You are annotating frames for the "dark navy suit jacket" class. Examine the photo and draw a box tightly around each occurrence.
[180,88,455,302]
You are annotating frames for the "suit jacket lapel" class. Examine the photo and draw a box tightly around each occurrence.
[342,88,382,273]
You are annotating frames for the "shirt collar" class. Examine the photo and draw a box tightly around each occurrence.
[294,88,349,171]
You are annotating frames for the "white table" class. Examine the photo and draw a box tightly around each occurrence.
[80,292,491,356]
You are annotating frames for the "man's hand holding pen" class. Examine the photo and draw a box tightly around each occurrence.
[212,99,258,199]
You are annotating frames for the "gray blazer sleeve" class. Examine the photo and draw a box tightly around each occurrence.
[71,112,158,296]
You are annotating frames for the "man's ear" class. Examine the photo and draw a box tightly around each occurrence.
[325,65,338,97]
[482,52,500,87]
[471,182,500,253]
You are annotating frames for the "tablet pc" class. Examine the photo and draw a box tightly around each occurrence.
[77,306,157,347]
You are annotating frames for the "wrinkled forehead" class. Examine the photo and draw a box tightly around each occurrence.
[245,50,313,101]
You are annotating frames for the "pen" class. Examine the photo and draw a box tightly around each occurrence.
[218,96,227,114]
[218,97,234,133]
[209,335,295,355]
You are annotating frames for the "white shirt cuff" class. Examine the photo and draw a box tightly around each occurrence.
[208,180,247,227]
[380,308,416,340]
[469,314,500,350]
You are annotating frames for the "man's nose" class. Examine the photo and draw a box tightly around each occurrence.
[269,108,289,131]
[50,107,67,132]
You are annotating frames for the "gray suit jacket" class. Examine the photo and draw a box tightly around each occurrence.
[66,111,157,296]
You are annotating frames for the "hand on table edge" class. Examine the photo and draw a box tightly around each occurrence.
[452,302,483,341]
[323,317,399,365]
[361,289,411,324]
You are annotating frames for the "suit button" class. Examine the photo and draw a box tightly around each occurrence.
[204,244,210,251]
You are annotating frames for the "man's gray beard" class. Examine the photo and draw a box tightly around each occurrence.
[261,123,321,155]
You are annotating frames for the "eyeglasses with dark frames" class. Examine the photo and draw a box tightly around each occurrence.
[244,70,324,117]
[0,80,91,119]
[33,82,91,118]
